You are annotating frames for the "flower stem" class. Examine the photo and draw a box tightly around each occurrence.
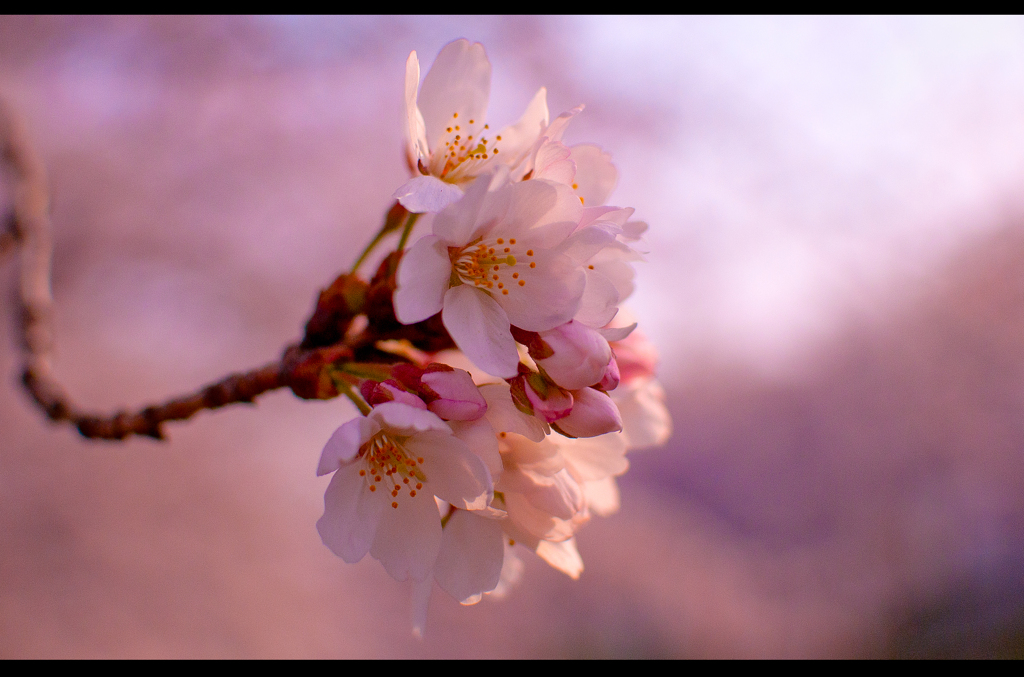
[350,202,408,274]
[333,375,372,416]
[396,212,420,252]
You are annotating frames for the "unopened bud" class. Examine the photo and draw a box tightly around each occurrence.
[552,387,622,438]
[422,367,487,421]
[536,321,612,390]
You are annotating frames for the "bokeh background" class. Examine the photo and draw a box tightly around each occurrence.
[3,16,1024,657]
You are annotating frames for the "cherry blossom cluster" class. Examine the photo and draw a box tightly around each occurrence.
[314,39,671,632]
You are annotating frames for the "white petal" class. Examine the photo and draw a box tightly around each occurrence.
[448,417,502,479]
[487,543,525,599]
[494,179,560,237]
[394,175,465,214]
[404,51,429,163]
[597,323,637,343]
[317,465,385,564]
[615,378,673,449]
[521,468,585,521]
[434,510,504,604]
[532,140,576,186]
[431,172,496,245]
[559,223,619,265]
[406,430,493,511]
[394,235,451,325]
[569,144,617,207]
[494,86,549,171]
[410,578,433,639]
[480,383,548,442]
[372,401,450,436]
[317,417,379,476]
[543,105,584,143]
[418,39,491,153]
[559,433,629,482]
[370,489,442,582]
[582,476,621,517]
[497,251,585,332]
[574,268,621,328]
[536,537,584,579]
[442,286,520,379]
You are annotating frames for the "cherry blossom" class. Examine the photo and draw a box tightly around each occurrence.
[316,402,492,582]
[394,173,621,378]
[394,39,550,214]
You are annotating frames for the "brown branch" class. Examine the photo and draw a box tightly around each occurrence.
[0,98,297,441]
[0,97,443,442]
[24,361,286,440]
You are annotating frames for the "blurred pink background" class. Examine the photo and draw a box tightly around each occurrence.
[3,16,1024,657]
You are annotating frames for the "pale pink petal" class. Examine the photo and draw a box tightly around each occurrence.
[531,140,576,186]
[316,465,385,564]
[569,144,617,207]
[372,401,450,436]
[423,369,487,421]
[543,105,583,143]
[410,578,433,639]
[492,179,560,237]
[480,383,547,442]
[559,223,619,265]
[434,509,504,604]
[404,51,429,164]
[521,468,585,521]
[536,537,584,579]
[598,323,637,343]
[504,489,579,542]
[582,477,621,517]
[393,175,465,214]
[418,39,490,153]
[536,321,612,390]
[494,86,549,173]
[370,489,443,582]
[621,220,649,241]
[431,172,496,245]
[573,268,621,328]
[406,430,493,511]
[497,251,585,332]
[442,285,519,379]
[555,388,623,438]
[578,205,625,230]
[589,251,637,302]
[394,235,451,325]
[448,417,502,479]
[317,417,379,476]
[560,433,629,482]
[615,378,672,449]
[487,543,525,599]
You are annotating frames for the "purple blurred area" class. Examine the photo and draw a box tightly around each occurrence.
[3,16,1024,657]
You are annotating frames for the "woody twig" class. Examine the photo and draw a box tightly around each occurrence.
[0,97,448,441]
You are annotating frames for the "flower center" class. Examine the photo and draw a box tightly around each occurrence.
[433,113,501,181]
[451,237,534,297]
[358,432,427,509]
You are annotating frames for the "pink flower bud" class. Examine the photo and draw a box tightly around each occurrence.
[553,387,622,438]
[536,321,612,390]
[511,370,574,423]
[598,355,620,392]
[363,380,428,410]
[422,368,487,421]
